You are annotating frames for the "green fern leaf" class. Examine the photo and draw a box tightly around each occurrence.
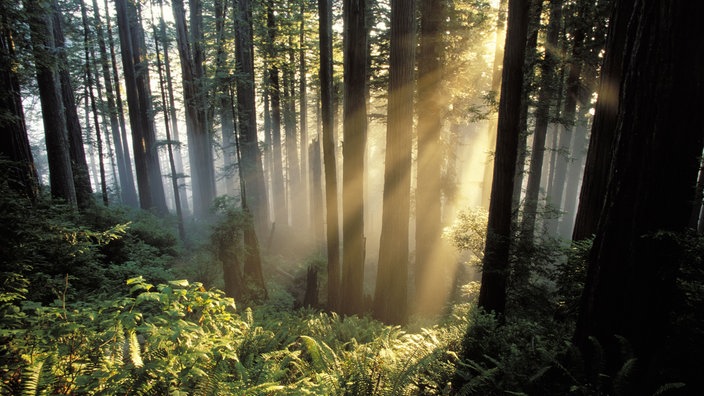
[128,330,144,368]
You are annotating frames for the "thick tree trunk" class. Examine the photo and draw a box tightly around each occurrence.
[477,0,530,316]
[318,0,340,311]
[26,0,77,207]
[374,0,415,325]
[574,1,704,392]
[414,0,447,316]
[0,18,39,199]
[341,0,368,316]
[571,0,632,241]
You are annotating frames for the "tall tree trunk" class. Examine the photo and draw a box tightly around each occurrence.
[285,23,302,229]
[214,0,237,196]
[266,0,287,228]
[574,1,704,391]
[0,15,39,200]
[80,0,108,205]
[115,0,168,214]
[318,0,340,311]
[415,0,447,316]
[519,0,561,246]
[476,0,530,316]
[172,0,215,218]
[157,0,189,214]
[341,0,368,316]
[571,0,632,241]
[52,0,92,209]
[481,0,508,208]
[298,1,309,230]
[26,0,77,207]
[93,0,138,207]
[234,0,270,229]
[374,0,415,325]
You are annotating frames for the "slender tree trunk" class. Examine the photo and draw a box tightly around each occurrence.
[234,0,270,229]
[318,0,340,311]
[214,0,237,196]
[519,0,561,246]
[374,0,415,325]
[285,23,302,229]
[477,0,530,316]
[26,0,77,207]
[93,0,138,207]
[80,0,108,205]
[0,16,39,200]
[299,1,309,230]
[341,0,368,316]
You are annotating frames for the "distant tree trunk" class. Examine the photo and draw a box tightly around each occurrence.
[519,0,561,246]
[157,0,189,214]
[481,0,508,208]
[93,0,138,207]
[571,0,632,241]
[0,17,39,199]
[105,0,139,208]
[341,0,368,316]
[172,0,215,218]
[266,0,287,228]
[477,0,530,316]
[151,9,186,240]
[374,0,415,325]
[52,0,92,209]
[318,0,341,311]
[415,0,447,316]
[214,0,237,196]
[234,0,269,229]
[26,0,77,207]
[298,1,309,230]
[309,136,324,245]
[115,0,168,214]
[574,1,704,392]
[284,27,302,229]
[80,0,108,205]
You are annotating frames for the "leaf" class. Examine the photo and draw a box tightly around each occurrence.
[128,330,144,368]
[169,279,190,287]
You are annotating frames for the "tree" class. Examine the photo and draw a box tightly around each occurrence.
[571,0,633,242]
[92,0,138,207]
[172,0,216,219]
[341,0,367,316]
[476,0,530,316]
[234,0,269,229]
[25,0,77,207]
[318,0,340,311]
[0,6,39,200]
[374,0,415,325]
[414,0,447,316]
[573,1,704,392]
[115,0,168,214]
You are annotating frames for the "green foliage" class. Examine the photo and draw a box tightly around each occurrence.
[444,207,488,266]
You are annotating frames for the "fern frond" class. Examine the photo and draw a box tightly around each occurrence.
[128,330,144,368]
[652,382,686,396]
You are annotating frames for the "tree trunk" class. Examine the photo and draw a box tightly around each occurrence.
[476,0,530,316]
[341,0,368,316]
[172,0,215,218]
[318,0,340,311]
[298,1,310,230]
[374,0,415,325]
[414,0,447,316]
[115,0,168,214]
[574,1,704,392]
[519,0,562,246]
[26,0,77,207]
[0,15,39,200]
[284,25,302,229]
[52,0,92,209]
[234,0,269,229]
[214,0,237,196]
[571,0,633,241]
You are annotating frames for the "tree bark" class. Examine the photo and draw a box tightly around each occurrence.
[318,0,340,311]
[477,0,530,316]
[341,0,368,316]
[374,0,415,325]
[574,1,704,392]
